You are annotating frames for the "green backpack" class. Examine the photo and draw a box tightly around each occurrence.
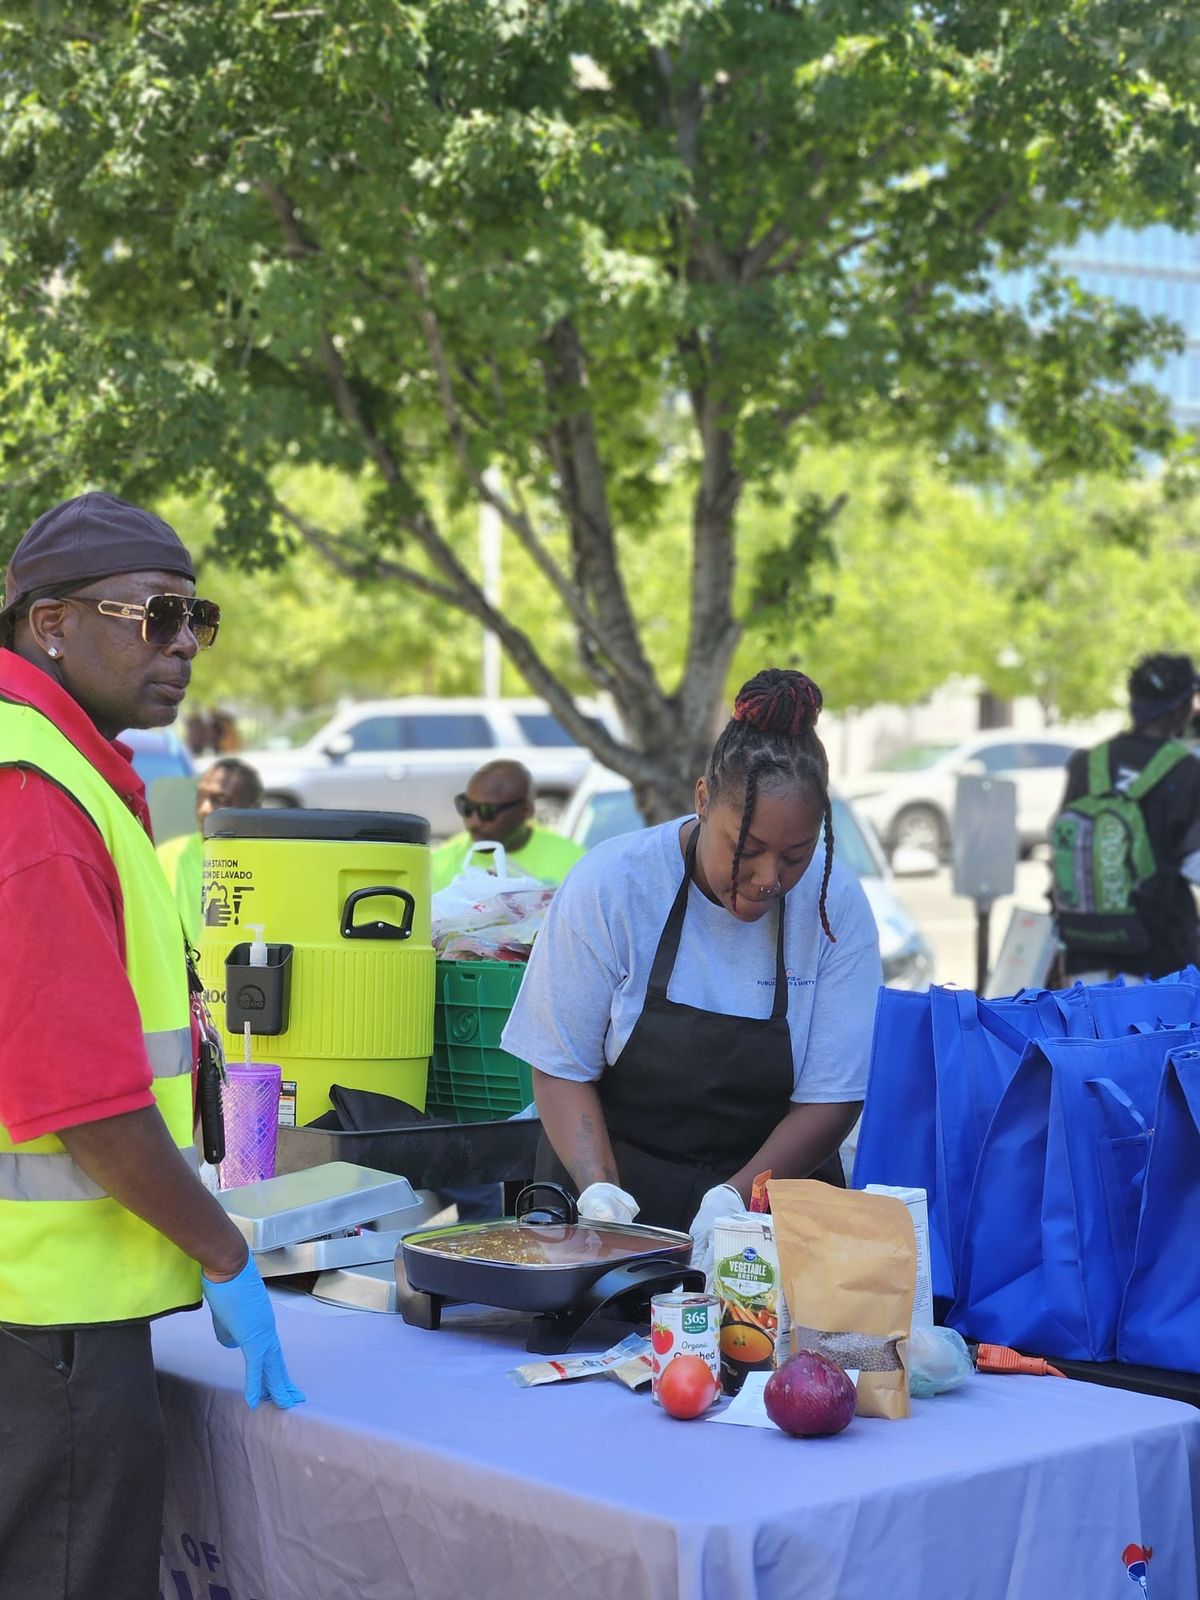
[1051,738,1193,955]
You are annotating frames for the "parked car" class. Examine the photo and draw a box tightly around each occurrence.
[560,765,935,990]
[839,732,1082,860]
[121,726,196,787]
[121,726,197,843]
[235,697,620,837]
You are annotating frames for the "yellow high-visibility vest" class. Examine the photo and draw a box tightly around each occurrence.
[0,699,201,1325]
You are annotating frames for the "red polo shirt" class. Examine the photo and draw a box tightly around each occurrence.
[0,648,159,1142]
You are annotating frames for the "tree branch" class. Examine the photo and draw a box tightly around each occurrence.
[679,381,745,735]
[539,317,665,705]
[250,183,653,769]
[271,498,462,606]
[901,188,1015,316]
[653,48,736,286]
[742,135,906,284]
[403,253,645,687]
[256,180,320,259]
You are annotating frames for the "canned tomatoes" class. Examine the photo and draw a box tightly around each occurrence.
[649,1291,720,1406]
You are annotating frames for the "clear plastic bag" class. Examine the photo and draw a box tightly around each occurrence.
[905,1325,975,1398]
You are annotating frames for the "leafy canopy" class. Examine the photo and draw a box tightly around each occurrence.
[1,0,1197,811]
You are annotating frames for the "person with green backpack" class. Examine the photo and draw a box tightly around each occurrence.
[1052,652,1200,979]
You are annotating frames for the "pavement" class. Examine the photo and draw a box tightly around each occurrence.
[889,856,1054,990]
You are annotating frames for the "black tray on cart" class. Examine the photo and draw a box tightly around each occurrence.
[275,1117,541,1193]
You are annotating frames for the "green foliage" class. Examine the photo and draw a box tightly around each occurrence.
[0,1,1197,810]
[736,447,1200,720]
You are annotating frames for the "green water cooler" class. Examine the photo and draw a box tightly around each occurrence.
[199,809,434,1124]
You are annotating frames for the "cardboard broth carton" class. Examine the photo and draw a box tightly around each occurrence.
[712,1213,791,1395]
[864,1183,933,1328]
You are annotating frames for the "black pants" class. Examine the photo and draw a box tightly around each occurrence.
[0,1320,165,1600]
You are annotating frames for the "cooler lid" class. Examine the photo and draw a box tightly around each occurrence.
[204,807,430,845]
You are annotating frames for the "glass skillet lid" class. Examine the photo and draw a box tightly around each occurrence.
[401,1182,691,1270]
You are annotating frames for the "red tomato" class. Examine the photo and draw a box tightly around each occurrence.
[656,1355,718,1420]
[651,1322,674,1355]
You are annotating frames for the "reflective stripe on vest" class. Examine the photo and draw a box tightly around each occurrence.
[0,1141,201,1203]
[0,698,203,1326]
[146,1026,193,1078]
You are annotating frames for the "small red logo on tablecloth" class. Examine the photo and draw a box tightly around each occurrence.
[1122,1543,1152,1594]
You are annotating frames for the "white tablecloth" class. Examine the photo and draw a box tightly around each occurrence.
[154,1290,1200,1600]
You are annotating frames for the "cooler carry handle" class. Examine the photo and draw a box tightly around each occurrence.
[340,886,416,941]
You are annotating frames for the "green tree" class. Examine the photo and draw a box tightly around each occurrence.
[739,449,1200,721]
[1,1,1196,815]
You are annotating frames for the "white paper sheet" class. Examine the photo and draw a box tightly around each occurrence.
[707,1369,860,1428]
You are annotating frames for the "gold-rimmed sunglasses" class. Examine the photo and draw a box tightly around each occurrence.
[63,593,221,649]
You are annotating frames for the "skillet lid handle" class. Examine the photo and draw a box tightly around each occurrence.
[514,1183,578,1226]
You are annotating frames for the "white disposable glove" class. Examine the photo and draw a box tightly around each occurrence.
[686,1184,744,1279]
[577,1182,640,1225]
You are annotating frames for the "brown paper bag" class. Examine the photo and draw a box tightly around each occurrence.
[768,1179,916,1420]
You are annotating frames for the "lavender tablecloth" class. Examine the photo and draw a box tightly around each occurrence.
[154,1289,1200,1600]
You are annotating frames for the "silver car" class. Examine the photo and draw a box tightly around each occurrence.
[560,767,935,990]
[840,732,1082,860]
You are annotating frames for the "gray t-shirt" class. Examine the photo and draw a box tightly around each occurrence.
[501,817,882,1102]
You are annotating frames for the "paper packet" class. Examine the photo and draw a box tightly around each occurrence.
[768,1180,916,1420]
[508,1333,651,1389]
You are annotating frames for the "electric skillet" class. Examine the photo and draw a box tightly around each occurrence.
[395,1183,705,1352]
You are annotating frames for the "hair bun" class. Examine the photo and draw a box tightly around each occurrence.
[732,668,823,738]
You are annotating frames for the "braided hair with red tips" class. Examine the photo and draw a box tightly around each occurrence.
[705,667,837,940]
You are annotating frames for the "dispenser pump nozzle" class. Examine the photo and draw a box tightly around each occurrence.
[247,924,268,967]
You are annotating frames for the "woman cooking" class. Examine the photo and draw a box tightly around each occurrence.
[500,668,883,1272]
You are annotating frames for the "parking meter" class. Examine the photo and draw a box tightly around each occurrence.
[953,772,1018,992]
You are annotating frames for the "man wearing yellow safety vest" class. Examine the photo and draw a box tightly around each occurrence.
[0,494,303,1600]
[430,757,585,891]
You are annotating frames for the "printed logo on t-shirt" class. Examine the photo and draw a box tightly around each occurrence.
[757,966,814,990]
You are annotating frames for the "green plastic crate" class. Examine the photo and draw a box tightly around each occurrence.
[428,959,534,1122]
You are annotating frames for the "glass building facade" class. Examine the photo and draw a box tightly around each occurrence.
[996,224,1200,428]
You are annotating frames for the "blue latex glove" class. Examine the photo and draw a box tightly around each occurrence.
[201,1255,305,1411]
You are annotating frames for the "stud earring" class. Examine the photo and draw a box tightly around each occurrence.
[47,647,60,659]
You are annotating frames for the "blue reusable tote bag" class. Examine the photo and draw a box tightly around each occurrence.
[949,1027,1200,1361]
[1118,1045,1200,1371]
[855,985,1064,1298]
[927,986,1066,1289]
[851,988,941,1241]
[1075,978,1200,1038]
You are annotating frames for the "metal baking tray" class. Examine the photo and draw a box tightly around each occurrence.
[311,1259,402,1314]
[217,1162,419,1252]
[255,1228,405,1279]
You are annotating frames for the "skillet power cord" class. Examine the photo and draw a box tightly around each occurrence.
[969,1340,1067,1378]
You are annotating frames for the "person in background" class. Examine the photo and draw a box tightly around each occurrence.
[430,757,585,891]
[0,493,302,1600]
[1054,652,1200,981]
[158,756,264,946]
[501,668,882,1274]
[184,707,213,756]
[210,706,243,752]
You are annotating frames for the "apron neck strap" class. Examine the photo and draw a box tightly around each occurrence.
[646,821,789,1019]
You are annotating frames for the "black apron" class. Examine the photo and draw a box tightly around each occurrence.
[536,824,845,1232]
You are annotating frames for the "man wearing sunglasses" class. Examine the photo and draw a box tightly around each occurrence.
[430,757,585,892]
[0,493,301,1600]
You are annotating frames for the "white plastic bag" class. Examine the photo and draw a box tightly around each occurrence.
[431,841,555,957]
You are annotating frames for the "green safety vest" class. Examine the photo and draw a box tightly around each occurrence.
[0,699,201,1326]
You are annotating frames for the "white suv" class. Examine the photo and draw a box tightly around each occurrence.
[236,697,618,837]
